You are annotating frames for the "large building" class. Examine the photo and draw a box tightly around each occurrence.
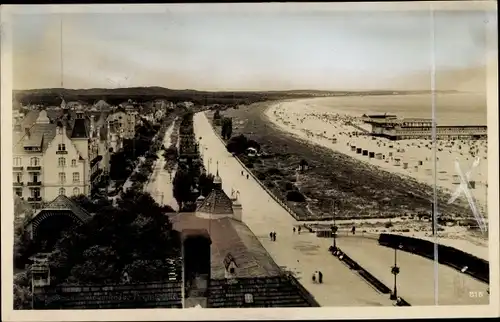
[106,109,137,140]
[12,107,106,206]
[362,114,487,140]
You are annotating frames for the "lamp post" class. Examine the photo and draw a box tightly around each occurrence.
[331,200,341,253]
[390,243,403,300]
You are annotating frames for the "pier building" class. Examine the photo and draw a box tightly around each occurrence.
[362,115,487,140]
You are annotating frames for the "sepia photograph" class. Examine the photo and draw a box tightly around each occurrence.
[1,2,498,321]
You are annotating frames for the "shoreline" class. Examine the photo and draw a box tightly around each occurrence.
[219,100,489,260]
[264,97,488,213]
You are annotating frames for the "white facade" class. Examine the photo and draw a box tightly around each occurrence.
[43,126,89,200]
[13,110,103,206]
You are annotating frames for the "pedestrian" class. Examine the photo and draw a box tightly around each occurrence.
[246,174,249,179]
[269,232,273,241]
[298,226,301,235]
[241,170,243,176]
[293,227,296,234]
[318,271,323,284]
[352,226,356,235]
[273,232,277,241]
[312,273,316,283]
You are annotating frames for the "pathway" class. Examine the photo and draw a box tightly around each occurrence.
[333,235,489,306]
[193,112,393,307]
[145,120,179,211]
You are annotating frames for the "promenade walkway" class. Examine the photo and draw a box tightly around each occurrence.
[145,121,178,211]
[332,235,489,306]
[193,112,393,307]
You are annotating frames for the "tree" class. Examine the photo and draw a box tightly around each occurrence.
[221,117,233,140]
[286,190,306,202]
[14,197,35,270]
[198,173,215,197]
[172,169,194,209]
[49,189,180,285]
[70,194,113,214]
[226,134,249,155]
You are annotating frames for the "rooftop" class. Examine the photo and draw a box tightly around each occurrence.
[171,214,281,279]
[28,195,92,225]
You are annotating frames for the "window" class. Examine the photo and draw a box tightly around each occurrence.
[13,157,22,166]
[244,294,254,304]
[30,157,40,166]
[59,188,66,196]
[58,157,66,167]
[15,173,22,183]
[72,172,80,183]
[57,143,66,151]
[14,188,22,197]
[58,172,66,183]
[31,188,40,198]
[73,187,80,196]
[71,159,77,167]
[31,173,39,183]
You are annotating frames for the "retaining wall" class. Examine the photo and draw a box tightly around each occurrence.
[378,233,489,283]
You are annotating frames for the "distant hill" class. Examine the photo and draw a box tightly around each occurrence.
[13,86,458,107]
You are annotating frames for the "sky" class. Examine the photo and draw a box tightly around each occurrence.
[10,5,498,91]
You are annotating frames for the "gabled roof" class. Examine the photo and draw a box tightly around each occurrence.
[13,112,58,153]
[37,195,92,222]
[196,188,233,215]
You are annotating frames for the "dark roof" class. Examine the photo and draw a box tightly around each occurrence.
[35,195,92,223]
[207,276,319,308]
[171,214,281,279]
[196,187,234,215]
[71,118,89,139]
[13,111,58,153]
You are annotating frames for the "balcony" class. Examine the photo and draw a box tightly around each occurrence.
[27,181,42,187]
[56,150,68,155]
[13,166,23,171]
[13,182,24,187]
[27,166,42,171]
[28,197,42,202]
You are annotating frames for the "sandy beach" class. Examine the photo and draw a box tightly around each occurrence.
[265,96,488,216]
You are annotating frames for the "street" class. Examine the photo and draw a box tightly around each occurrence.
[145,120,179,211]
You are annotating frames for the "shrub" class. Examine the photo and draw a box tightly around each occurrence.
[284,181,296,191]
[286,190,306,202]
[256,172,267,181]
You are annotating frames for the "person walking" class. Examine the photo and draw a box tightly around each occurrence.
[318,271,323,284]
[351,226,356,235]
[293,227,296,234]
[241,170,243,176]
[272,232,277,241]
[298,226,301,235]
[312,272,316,283]
[246,174,249,179]
[269,232,273,241]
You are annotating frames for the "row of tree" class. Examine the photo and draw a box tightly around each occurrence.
[172,112,215,211]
